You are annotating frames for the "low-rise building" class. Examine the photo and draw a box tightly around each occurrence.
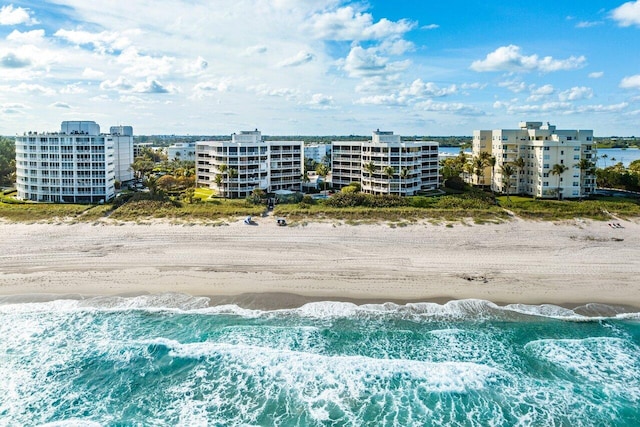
[332,130,439,195]
[196,130,303,198]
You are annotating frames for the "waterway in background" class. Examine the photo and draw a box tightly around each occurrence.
[1,294,639,426]
[439,146,640,168]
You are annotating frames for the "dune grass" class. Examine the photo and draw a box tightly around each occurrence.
[497,196,640,220]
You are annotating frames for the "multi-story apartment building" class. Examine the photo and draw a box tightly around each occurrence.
[304,143,331,165]
[332,130,439,195]
[472,122,596,198]
[15,121,134,203]
[109,125,134,183]
[196,130,303,198]
[167,142,196,161]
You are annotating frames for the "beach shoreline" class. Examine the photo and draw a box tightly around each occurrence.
[1,217,639,309]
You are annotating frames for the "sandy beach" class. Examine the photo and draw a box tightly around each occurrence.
[1,216,639,308]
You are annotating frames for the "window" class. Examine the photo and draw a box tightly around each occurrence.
[544,147,550,151]
[543,182,549,187]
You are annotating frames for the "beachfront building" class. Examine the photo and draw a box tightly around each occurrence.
[15,121,135,203]
[167,142,196,161]
[109,125,134,183]
[332,130,439,195]
[472,122,596,198]
[196,130,303,198]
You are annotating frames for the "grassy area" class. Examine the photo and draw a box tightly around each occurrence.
[0,202,101,222]
[109,199,264,222]
[193,187,215,201]
[497,196,640,220]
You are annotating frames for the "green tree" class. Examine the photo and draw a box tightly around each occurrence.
[316,163,330,192]
[550,163,569,200]
[513,157,526,195]
[218,164,228,198]
[214,174,224,196]
[383,166,395,194]
[499,163,516,202]
[472,156,487,188]
[488,156,497,194]
[0,137,16,186]
[400,167,410,196]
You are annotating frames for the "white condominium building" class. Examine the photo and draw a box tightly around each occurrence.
[167,142,196,161]
[472,122,596,198]
[332,130,439,195]
[15,121,134,203]
[196,130,303,198]
[109,125,134,183]
[304,143,331,165]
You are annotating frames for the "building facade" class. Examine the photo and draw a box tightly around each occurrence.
[332,130,439,195]
[304,143,331,165]
[167,142,196,161]
[472,122,596,198]
[196,130,303,198]
[109,125,134,183]
[15,121,130,203]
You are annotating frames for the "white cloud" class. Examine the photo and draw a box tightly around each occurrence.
[192,79,232,98]
[60,83,87,95]
[558,86,593,101]
[620,74,640,89]
[415,100,484,115]
[611,1,640,27]
[54,28,135,54]
[242,45,268,56]
[421,24,439,30]
[400,79,458,98]
[1,82,56,96]
[184,56,208,76]
[0,5,38,26]
[342,45,409,78]
[588,71,604,79]
[99,76,133,92]
[82,67,104,79]
[277,50,315,67]
[308,6,414,41]
[117,47,174,78]
[527,84,555,102]
[6,29,45,44]
[0,52,31,68]
[50,101,71,109]
[307,93,335,109]
[576,21,602,28]
[131,79,178,94]
[470,45,586,73]
[498,79,527,93]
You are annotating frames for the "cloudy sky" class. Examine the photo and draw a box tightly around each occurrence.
[1,1,640,136]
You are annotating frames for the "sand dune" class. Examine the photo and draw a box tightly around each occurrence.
[1,217,639,308]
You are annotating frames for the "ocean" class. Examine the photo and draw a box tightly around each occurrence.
[1,294,639,426]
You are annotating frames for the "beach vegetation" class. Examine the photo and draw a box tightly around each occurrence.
[498,196,640,220]
[0,137,16,187]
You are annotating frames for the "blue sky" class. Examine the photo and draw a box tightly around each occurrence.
[1,0,640,136]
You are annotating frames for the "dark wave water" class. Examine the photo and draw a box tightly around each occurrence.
[1,294,639,426]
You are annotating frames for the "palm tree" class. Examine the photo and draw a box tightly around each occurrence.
[316,163,330,192]
[400,167,410,196]
[383,165,395,195]
[499,163,516,202]
[363,161,376,193]
[227,168,238,198]
[473,156,486,188]
[601,153,609,168]
[214,174,223,197]
[513,157,526,195]
[577,159,595,198]
[550,163,569,200]
[218,164,228,198]
[488,156,497,194]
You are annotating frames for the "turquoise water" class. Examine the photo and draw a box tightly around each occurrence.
[1,294,639,426]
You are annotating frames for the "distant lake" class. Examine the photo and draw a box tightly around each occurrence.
[439,146,640,168]
[596,148,640,168]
